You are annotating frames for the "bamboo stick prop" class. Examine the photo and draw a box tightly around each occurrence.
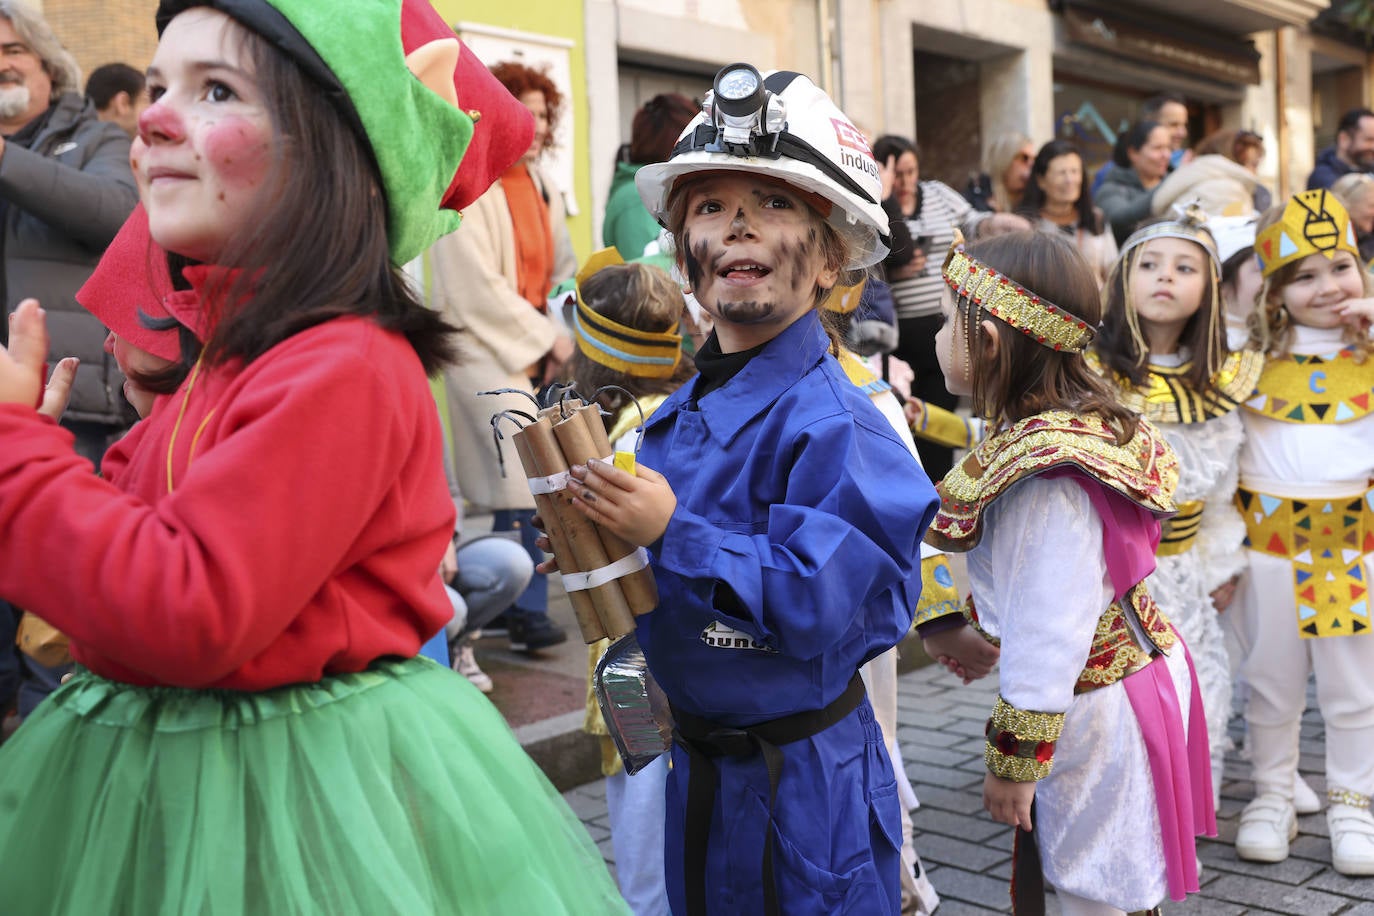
[568,404,658,616]
[482,388,659,644]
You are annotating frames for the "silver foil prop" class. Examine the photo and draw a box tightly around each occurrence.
[594,632,673,774]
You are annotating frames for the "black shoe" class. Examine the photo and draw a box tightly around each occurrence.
[506,613,567,652]
[480,611,514,638]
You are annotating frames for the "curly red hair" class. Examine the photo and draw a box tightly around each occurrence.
[490,61,563,153]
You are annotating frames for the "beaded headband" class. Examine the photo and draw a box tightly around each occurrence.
[1120,203,1221,270]
[1255,189,1360,278]
[941,237,1095,353]
[573,248,683,379]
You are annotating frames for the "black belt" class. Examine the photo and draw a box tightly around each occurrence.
[671,672,867,916]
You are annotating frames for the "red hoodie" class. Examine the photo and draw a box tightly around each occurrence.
[0,309,454,690]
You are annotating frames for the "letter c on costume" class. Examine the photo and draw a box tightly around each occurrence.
[1310,370,1327,394]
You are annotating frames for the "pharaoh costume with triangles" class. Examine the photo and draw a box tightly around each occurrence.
[1236,188,1374,852]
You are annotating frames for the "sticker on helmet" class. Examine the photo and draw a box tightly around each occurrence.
[831,118,872,155]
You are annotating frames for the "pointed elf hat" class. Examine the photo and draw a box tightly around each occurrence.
[155,0,534,265]
[1255,188,1360,278]
[76,204,182,363]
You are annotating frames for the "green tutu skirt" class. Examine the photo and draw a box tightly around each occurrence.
[0,657,628,915]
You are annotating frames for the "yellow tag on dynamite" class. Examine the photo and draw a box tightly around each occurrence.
[614,451,637,476]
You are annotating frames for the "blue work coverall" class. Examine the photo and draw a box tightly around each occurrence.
[636,311,938,914]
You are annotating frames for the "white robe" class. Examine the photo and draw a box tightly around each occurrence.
[968,475,1193,911]
[1144,392,1246,805]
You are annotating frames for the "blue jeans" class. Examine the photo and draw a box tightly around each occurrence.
[491,508,547,617]
[444,534,535,642]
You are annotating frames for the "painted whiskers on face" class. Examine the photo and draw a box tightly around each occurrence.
[687,229,779,323]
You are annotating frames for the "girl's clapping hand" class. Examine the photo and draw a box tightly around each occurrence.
[38,357,78,422]
[567,459,677,547]
[1,300,53,409]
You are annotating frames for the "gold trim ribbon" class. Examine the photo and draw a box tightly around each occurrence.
[942,240,1095,353]
[984,695,1065,782]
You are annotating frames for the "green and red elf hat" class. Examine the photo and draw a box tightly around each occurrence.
[76,204,183,363]
[154,0,535,265]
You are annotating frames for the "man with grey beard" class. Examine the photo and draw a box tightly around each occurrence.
[0,0,137,466]
[0,2,136,740]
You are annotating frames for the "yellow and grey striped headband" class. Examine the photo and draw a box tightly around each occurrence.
[573,248,683,379]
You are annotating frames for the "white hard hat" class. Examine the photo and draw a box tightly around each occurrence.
[636,65,890,270]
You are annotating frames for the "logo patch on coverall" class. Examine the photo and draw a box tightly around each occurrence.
[700,621,776,652]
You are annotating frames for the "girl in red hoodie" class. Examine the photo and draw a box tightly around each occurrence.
[0,2,626,913]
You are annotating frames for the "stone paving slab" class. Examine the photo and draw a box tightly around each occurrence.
[562,660,1374,913]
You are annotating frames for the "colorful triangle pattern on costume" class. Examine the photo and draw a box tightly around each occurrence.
[1237,486,1374,638]
[1245,348,1374,425]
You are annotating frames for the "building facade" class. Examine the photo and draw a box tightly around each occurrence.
[31,0,1370,254]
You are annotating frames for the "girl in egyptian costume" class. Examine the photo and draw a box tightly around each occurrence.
[1091,209,1263,810]
[1231,189,1374,876]
[924,230,1214,915]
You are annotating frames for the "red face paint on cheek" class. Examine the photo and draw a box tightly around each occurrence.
[201,116,272,189]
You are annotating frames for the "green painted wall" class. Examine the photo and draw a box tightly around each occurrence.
[431,0,593,261]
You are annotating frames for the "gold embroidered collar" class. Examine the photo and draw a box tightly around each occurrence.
[927,410,1178,552]
[1093,349,1264,424]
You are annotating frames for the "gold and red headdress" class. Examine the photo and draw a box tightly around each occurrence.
[941,237,1095,353]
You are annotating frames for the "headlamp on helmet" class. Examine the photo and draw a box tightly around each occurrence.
[703,64,786,154]
[636,65,891,269]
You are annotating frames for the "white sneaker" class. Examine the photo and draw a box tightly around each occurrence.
[1293,773,1322,815]
[1328,802,1374,876]
[454,644,493,693]
[1235,795,1297,863]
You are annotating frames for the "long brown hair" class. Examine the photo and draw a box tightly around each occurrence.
[567,262,695,419]
[956,231,1137,444]
[1096,220,1227,394]
[172,19,456,375]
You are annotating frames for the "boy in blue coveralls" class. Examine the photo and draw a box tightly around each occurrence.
[553,65,939,914]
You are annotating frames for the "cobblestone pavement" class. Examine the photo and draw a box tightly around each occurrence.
[560,662,1374,914]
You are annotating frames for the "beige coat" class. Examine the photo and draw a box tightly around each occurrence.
[430,163,577,511]
[1150,154,1258,219]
